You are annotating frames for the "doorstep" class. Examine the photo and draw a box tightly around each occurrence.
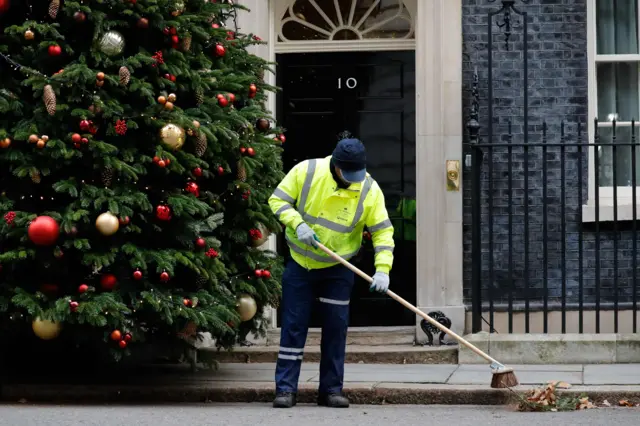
[204,344,458,364]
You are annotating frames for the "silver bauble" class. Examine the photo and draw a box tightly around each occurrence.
[99,31,125,57]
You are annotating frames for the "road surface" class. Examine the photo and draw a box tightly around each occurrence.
[1,403,639,425]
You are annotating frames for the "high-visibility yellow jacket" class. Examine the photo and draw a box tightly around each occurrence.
[268,156,394,273]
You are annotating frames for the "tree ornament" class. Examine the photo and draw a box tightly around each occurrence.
[28,216,60,246]
[73,11,86,23]
[69,301,79,312]
[194,131,207,157]
[100,273,117,290]
[215,43,226,57]
[183,298,193,307]
[79,119,91,131]
[43,85,56,115]
[110,330,122,341]
[263,270,272,279]
[180,35,192,52]
[30,170,41,183]
[250,223,270,247]
[255,269,263,278]
[185,181,200,197]
[119,340,128,349]
[160,271,170,282]
[133,270,143,280]
[247,147,255,157]
[256,118,270,132]
[119,216,130,226]
[205,248,218,258]
[99,31,125,56]
[218,166,225,176]
[195,88,204,106]
[172,0,185,16]
[119,66,131,85]
[115,119,127,135]
[78,284,89,293]
[0,138,10,148]
[236,294,257,322]
[96,212,119,236]
[0,0,9,15]
[237,161,247,182]
[4,211,15,226]
[156,204,172,221]
[24,30,35,40]
[159,124,185,151]
[137,17,149,29]
[99,166,113,187]
[48,0,60,18]
[196,238,206,249]
[217,95,229,107]
[124,333,132,342]
[32,318,62,340]
[193,167,203,177]
[48,45,62,56]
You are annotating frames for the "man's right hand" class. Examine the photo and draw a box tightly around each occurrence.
[296,223,319,247]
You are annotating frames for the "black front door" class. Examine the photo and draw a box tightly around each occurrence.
[275,51,416,327]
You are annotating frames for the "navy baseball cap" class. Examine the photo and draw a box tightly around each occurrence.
[332,138,367,183]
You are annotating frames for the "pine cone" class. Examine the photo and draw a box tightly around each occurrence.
[237,161,246,182]
[48,0,60,18]
[195,88,204,106]
[43,85,56,116]
[101,166,114,187]
[119,66,131,86]
[194,132,207,157]
[30,170,41,184]
[180,35,192,52]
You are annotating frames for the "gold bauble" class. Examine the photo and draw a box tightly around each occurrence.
[236,294,257,322]
[95,212,119,236]
[251,223,271,247]
[32,317,62,340]
[159,124,185,151]
[99,30,125,57]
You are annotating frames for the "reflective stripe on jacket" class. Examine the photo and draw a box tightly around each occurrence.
[268,156,394,272]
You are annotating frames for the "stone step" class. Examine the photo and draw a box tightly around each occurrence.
[266,326,416,346]
[204,344,458,364]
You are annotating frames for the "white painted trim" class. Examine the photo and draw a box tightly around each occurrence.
[274,39,415,53]
[585,0,640,222]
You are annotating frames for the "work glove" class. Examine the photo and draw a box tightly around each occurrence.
[370,271,389,293]
[296,222,319,247]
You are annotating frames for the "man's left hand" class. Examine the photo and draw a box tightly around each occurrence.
[370,272,389,293]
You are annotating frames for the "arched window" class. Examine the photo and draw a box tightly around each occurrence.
[277,0,416,42]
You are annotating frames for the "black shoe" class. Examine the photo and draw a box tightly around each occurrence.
[317,392,349,408]
[273,392,297,408]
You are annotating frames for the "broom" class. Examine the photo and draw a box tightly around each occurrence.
[315,241,519,389]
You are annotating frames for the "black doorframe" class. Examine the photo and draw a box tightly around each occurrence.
[274,50,417,328]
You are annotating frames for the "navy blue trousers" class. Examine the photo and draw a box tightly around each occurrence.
[275,258,355,395]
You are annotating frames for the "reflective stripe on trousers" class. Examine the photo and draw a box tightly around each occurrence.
[274,258,355,394]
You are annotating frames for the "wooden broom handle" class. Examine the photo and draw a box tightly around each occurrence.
[315,242,501,366]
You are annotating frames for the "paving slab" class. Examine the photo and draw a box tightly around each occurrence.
[584,364,640,385]
[450,364,584,372]
[448,365,583,385]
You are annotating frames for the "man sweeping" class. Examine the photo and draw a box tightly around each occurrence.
[268,138,395,409]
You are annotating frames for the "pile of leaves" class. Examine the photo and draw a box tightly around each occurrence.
[517,381,595,412]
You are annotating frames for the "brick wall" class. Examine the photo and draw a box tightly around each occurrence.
[461,0,640,312]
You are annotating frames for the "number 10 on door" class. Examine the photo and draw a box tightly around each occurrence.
[337,77,357,89]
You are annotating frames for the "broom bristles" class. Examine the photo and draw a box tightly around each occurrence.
[490,368,519,389]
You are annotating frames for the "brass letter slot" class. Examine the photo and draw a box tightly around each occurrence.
[446,160,460,191]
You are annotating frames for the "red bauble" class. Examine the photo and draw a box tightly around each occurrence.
[160,271,170,282]
[48,45,62,56]
[0,0,9,14]
[193,167,203,177]
[215,44,226,57]
[156,205,171,221]
[71,133,81,143]
[110,330,122,341]
[255,269,263,278]
[79,119,91,131]
[119,216,130,226]
[240,147,246,154]
[183,298,192,307]
[185,181,200,197]
[69,301,79,312]
[212,23,220,29]
[133,270,143,280]
[170,27,177,35]
[279,134,286,143]
[196,238,206,249]
[228,93,236,102]
[78,284,89,293]
[158,160,166,168]
[119,340,128,349]
[263,270,271,279]
[249,84,257,93]
[218,96,228,107]
[205,248,218,258]
[100,273,117,290]
[218,166,224,175]
[247,147,255,157]
[124,333,132,342]
[28,216,60,246]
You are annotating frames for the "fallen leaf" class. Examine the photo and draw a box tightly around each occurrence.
[602,400,611,407]
[619,400,633,407]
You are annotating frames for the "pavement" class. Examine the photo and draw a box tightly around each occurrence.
[1,404,640,426]
[4,362,640,406]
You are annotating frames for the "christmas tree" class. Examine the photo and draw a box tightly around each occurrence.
[0,0,284,365]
